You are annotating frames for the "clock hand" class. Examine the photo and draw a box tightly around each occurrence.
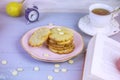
[31,14,34,20]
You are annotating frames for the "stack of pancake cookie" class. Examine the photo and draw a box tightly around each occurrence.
[28,26,75,54]
[47,27,75,54]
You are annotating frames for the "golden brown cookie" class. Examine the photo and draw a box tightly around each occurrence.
[47,38,73,45]
[48,44,74,51]
[47,42,74,48]
[28,27,50,47]
[49,45,75,54]
[49,27,73,42]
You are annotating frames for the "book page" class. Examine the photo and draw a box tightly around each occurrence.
[91,38,120,80]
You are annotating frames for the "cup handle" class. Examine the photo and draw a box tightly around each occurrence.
[110,7,120,34]
[112,7,120,19]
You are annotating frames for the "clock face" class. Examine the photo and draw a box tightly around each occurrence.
[28,10,39,22]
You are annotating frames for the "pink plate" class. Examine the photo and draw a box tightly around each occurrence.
[21,26,84,62]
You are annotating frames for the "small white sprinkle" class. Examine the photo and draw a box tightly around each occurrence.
[48,75,53,80]
[33,66,40,71]
[68,60,74,64]
[59,32,64,35]
[54,68,60,73]
[43,54,49,57]
[54,64,60,68]
[61,68,67,72]
[17,68,24,72]
[57,28,61,31]
[1,60,7,65]
[12,70,18,76]
[48,23,54,26]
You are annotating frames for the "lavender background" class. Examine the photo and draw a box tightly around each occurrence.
[0,0,120,12]
[0,11,86,80]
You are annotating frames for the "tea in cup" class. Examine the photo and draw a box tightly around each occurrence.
[89,3,113,28]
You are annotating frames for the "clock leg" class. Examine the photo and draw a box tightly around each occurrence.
[27,21,30,24]
[37,19,39,22]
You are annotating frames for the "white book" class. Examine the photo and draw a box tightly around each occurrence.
[82,34,120,80]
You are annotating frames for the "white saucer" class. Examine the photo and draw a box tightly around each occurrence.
[78,15,120,36]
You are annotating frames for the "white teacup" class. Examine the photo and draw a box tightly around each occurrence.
[89,3,114,28]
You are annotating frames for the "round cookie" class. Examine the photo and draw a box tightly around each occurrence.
[49,45,75,54]
[49,27,73,42]
[47,38,73,45]
[47,42,74,48]
[28,27,50,47]
[48,43,74,51]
